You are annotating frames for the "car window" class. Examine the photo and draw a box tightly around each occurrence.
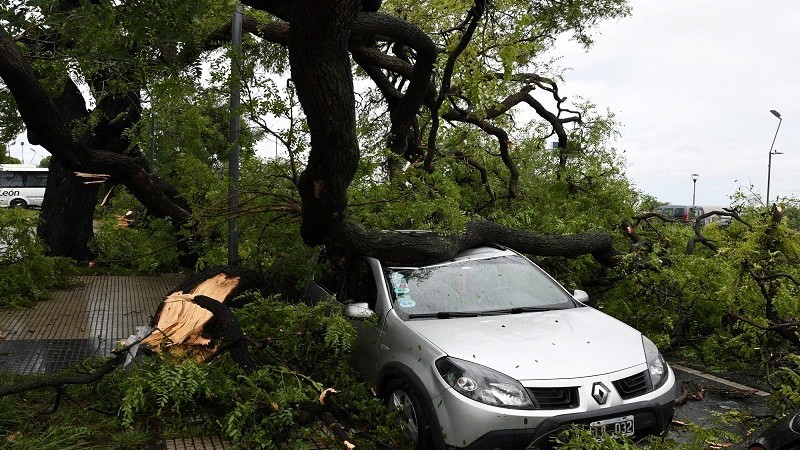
[385,255,575,319]
[673,207,685,217]
[343,258,378,310]
[659,207,673,216]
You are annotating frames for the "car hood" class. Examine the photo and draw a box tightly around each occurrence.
[404,306,645,381]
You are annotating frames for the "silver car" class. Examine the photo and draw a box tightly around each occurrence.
[306,246,676,449]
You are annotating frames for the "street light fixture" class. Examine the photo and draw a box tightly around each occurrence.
[766,109,783,206]
[691,173,699,206]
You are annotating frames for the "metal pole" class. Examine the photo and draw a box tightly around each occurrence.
[228,3,242,267]
[149,109,156,171]
[692,180,697,206]
[766,113,782,206]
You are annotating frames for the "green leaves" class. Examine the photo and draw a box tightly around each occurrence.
[0,209,78,308]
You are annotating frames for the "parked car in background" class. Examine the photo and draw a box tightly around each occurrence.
[654,204,705,224]
[306,245,676,449]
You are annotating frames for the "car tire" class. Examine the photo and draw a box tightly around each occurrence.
[385,378,435,450]
[9,199,27,209]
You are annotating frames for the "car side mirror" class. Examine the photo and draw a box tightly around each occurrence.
[343,302,375,319]
[572,289,589,303]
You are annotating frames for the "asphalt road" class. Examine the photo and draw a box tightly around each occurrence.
[669,363,774,449]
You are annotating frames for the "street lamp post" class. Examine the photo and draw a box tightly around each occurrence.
[766,109,783,206]
[691,173,699,206]
[227,3,242,267]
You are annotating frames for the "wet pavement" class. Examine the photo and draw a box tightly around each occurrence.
[670,362,775,448]
[0,274,183,374]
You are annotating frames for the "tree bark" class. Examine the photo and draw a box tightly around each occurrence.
[329,220,622,268]
[289,0,361,245]
[27,73,99,261]
[37,159,99,261]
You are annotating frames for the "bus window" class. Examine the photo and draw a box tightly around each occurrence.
[0,172,24,188]
[25,173,48,188]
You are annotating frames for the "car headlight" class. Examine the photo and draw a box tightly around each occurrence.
[435,357,534,409]
[642,336,667,389]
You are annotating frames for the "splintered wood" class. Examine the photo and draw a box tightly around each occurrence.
[143,273,241,360]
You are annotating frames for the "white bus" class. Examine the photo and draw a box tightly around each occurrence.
[0,164,48,208]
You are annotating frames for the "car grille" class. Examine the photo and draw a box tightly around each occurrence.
[613,370,650,399]
[527,387,579,409]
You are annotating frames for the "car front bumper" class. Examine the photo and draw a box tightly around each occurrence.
[430,364,676,450]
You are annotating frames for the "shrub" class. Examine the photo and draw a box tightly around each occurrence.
[89,190,181,273]
[0,209,78,308]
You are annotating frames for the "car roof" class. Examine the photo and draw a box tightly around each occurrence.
[383,245,517,269]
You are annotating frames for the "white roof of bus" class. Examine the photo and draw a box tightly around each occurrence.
[0,164,47,171]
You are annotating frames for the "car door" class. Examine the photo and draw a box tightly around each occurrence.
[341,258,385,383]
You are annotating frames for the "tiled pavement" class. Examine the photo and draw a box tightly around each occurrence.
[0,274,183,374]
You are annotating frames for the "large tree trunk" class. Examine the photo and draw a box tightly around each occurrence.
[289,0,361,246]
[260,1,623,267]
[37,159,99,261]
[32,74,98,261]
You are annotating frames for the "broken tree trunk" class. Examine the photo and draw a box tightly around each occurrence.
[143,267,257,364]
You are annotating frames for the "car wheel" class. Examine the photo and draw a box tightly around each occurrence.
[385,378,434,450]
[9,199,26,209]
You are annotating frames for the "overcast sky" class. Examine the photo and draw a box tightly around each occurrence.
[552,0,800,207]
[8,1,799,208]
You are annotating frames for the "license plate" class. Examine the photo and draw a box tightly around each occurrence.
[589,415,635,437]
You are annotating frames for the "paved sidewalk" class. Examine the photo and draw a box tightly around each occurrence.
[0,274,183,374]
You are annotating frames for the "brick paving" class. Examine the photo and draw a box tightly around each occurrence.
[165,436,229,450]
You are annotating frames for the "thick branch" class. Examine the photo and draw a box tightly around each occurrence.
[350,12,437,156]
[330,220,622,267]
[0,353,125,398]
[290,0,361,245]
[193,295,255,374]
[0,25,190,222]
[452,150,496,210]
[442,109,518,198]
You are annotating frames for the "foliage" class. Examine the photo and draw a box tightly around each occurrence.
[90,190,181,273]
[772,354,800,411]
[552,423,742,450]
[114,293,406,449]
[0,209,78,308]
[0,371,164,449]
[601,207,800,399]
[0,145,21,164]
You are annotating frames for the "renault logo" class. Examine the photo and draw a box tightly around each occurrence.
[592,382,610,405]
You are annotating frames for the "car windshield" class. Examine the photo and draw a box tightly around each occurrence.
[385,254,576,319]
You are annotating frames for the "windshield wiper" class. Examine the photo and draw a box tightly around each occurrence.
[482,306,558,314]
[408,311,481,319]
